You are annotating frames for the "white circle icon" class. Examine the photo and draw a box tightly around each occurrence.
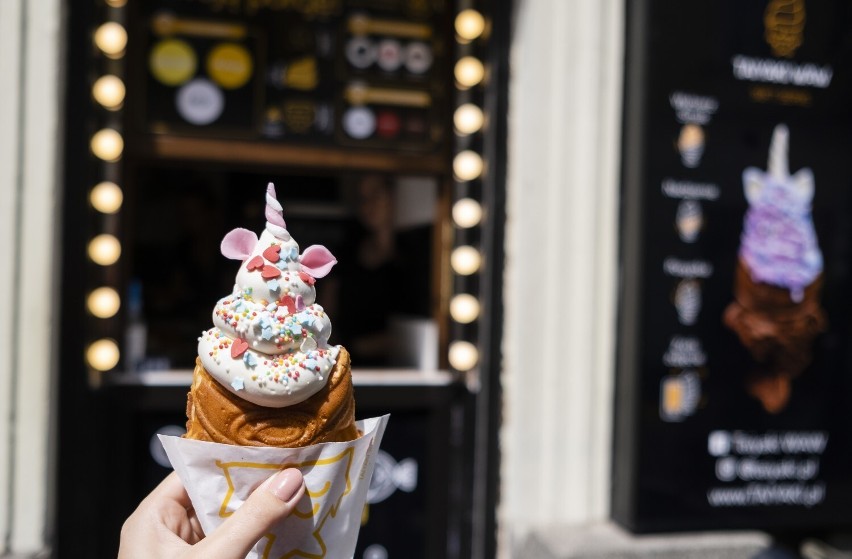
[715,457,738,482]
[149,425,187,468]
[363,544,389,559]
[176,78,224,125]
[345,37,376,69]
[376,39,403,72]
[405,42,433,74]
[708,430,732,457]
[343,106,376,139]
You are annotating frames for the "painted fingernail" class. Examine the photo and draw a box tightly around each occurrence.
[268,469,304,503]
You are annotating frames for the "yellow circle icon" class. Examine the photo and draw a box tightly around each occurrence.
[206,43,253,90]
[149,39,197,86]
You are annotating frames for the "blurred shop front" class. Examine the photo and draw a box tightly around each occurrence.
[55,1,507,558]
[8,0,852,558]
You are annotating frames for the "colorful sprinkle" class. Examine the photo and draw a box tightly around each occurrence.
[231,338,249,358]
[262,265,281,279]
[246,255,264,271]
[262,244,281,263]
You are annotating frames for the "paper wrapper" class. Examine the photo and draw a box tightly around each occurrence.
[159,415,389,559]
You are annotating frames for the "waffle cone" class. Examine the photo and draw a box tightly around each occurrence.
[185,347,358,447]
[724,259,827,413]
[723,259,826,374]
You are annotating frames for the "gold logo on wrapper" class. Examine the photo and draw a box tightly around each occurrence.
[215,447,355,559]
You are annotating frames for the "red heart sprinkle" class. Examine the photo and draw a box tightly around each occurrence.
[231,338,249,359]
[263,244,281,263]
[279,295,296,313]
[246,255,264,271]
[262,265,281,279]
[299,271,316,286]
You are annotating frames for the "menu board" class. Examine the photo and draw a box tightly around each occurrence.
[614,0,852,532]
[133,0,449,152]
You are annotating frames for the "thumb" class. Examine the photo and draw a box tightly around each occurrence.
[192,468,305,559]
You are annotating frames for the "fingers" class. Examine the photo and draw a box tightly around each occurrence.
[145,471,193,509]
[191,468,305,559]
[119,472,194,559]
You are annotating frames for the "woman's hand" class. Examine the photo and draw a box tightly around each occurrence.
[118,468,305,559]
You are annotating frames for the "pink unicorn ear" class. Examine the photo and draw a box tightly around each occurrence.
[221,228,258,260]
[300,245,337,278]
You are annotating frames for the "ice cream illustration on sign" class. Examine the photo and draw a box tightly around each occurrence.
[196,183,340,408]
[724,124,827,413]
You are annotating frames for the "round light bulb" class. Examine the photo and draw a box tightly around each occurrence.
[88,234,121,266]
[86,338,120,371]
[452,198,483,228]
[454,103,484,135]
[105,0,128,6]
[90,181,123,214]
[450,294,480,324]
[92,75,125,109]
[451,245,481,275]
[455,9,486,41]
[455,56,485,87]
[87,287,121,318]
[453,150,484,181]
[94,22,127,58]
[91,128,124,161]
[449,340,479,371]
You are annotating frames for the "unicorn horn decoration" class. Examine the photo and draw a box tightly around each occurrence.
[768,124,789,179]
[265,182,288,239]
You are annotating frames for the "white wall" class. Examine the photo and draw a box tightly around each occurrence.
[500,0,624,550]
[0,0,63,554]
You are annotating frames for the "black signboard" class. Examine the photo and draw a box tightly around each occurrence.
[614,0,852,532]
[129,0,450,152]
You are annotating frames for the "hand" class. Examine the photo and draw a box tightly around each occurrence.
[118,468,305,559]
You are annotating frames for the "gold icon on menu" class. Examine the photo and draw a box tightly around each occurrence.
[283,100,315,134]
[284,56,318,91]
[765,0,806,58]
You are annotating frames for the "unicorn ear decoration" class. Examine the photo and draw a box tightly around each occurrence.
[220,228,258,261]
[219,183,337,280]
[300,245,337,278]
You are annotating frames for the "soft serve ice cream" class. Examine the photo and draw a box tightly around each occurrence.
[737,124,822,303]
[186,184,357,446]
[197,184,338,407]
[723,124,827,413]
[168,185,383,559]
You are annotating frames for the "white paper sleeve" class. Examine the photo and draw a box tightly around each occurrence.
[159,414,389,559]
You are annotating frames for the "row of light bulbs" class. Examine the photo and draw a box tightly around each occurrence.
[84,6,489,373]
[447,8,487,373]
[86,3,128,373]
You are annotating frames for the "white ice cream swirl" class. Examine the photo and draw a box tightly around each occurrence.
[197,184,339,408]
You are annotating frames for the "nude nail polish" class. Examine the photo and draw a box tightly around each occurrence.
[269,469,304,503]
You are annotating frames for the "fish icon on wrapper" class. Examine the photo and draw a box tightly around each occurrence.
[723,125,826,413]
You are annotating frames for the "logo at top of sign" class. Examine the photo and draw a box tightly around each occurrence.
[765,0,806,58]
